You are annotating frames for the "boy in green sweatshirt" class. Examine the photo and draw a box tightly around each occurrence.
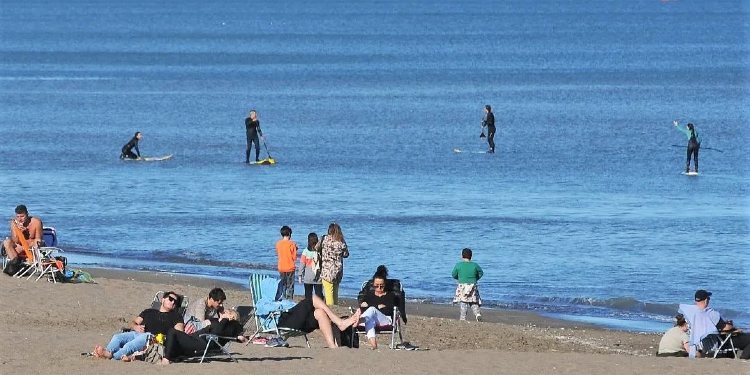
[451,248,484,321]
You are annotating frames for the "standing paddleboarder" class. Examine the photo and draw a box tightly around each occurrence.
[481,105,495,153]
[673,120,700,173]
[245,109,263,163]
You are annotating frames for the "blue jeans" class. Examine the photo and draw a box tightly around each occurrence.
[106,331,150,360]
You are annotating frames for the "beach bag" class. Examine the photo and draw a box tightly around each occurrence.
[139,343,165,364]
[340,327,359,348]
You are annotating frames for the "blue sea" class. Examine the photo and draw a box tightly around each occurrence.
[1,0,748,332]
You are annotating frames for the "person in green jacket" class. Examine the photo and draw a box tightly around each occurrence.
[673,120,700,173]
[451,248,484,321]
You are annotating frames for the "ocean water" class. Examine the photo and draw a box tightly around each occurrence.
[1,0,748,331]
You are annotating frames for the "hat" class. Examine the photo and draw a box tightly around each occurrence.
[694,289,712,301]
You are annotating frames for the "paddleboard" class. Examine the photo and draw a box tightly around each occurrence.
[249,158,276,165]
[682,171,699,176]
[122,154,173,161]
[453,148,489,154]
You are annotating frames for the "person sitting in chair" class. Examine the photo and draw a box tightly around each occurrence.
[161,309,246,364]
[3,205,44,275]
[357,265,398,350]
[184,287,226,334]
[679,289,750,359]
[93,291,185,360]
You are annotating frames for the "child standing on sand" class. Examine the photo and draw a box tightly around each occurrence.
[276,225,298,300]
[451,248,484,321]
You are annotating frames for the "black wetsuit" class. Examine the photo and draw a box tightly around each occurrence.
[245,118,262,163]
[483,112,496,153]
[686,129,700,173]
[121,136,141,159]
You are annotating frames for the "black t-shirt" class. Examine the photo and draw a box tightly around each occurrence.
[360,291,397,318]
[139,308,182,336]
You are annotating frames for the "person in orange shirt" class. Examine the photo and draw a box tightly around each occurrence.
[276,225,298,300]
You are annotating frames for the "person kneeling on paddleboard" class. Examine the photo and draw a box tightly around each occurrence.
[673,121,700,173]
[120,131,143,160]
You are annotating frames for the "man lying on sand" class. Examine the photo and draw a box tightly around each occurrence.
[93,291,184,360]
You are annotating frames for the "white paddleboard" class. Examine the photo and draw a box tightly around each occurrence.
[682,171,699,176]
[453,148,489,154]
[123,154,173,161]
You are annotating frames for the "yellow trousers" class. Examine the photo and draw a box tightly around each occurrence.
[322,279,339,306]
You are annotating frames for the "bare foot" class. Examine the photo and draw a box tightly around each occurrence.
[93,345,112,359]
[121,355,132,362]
[368,337,378,350]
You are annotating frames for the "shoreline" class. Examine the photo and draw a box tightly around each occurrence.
[83,266,663,333]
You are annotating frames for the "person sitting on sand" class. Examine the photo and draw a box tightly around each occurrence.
[162,309,246,364]
[184,287,226,334]
[656,314,689,357]
[357,265,399,350]
[272,294,360,348]
[93,291,185,360]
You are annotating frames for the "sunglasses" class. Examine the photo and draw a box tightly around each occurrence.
[373,284,385,289]
[165,295,178,303]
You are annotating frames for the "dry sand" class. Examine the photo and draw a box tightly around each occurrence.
[0,269,746,375]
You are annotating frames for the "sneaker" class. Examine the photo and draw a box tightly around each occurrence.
[264,337,289,348]
[252,337,268,345]
[475,314,483,322]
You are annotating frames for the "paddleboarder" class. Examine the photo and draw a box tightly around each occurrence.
[245,109,263,163]
[120,131,142,160]
[673,120,700,173]
[481,105,495,153]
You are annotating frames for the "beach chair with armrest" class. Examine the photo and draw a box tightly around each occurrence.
[11,226,62,281]
[247,273,310,347]
[350,278,407,349]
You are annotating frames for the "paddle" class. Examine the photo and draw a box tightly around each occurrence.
[259,129,275,163]
[670,145,724,153]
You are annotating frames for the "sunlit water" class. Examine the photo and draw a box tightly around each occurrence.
[1,0,748,331]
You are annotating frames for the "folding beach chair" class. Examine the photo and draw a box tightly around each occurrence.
[247,273,310,347]
[699,331,740,359]
[350,278,407,349]
[12,227,64,282]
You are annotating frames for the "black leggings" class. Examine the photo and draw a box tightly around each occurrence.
[487,126,496,152]
[686,142,699,172]
[246,133,260,162]
[164,328,215,360]
[304,283,324,301]
[121,150,139,159]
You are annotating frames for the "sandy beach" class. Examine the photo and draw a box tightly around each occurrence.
[0,269,746,374]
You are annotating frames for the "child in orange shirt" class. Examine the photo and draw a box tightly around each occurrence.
[276,225,298,300]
